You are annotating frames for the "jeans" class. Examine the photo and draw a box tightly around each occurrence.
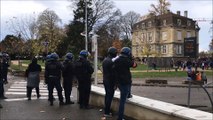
[118,84,130,120]
[104,80,115,114]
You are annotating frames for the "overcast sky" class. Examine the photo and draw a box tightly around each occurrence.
[0,0,212,52]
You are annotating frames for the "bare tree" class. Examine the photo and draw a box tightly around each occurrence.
[119,11,140,40]
[69,0,118,31]
[5,13,38,40]
[149,0,171,16]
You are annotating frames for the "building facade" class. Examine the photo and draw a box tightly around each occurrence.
[132,11,200,60]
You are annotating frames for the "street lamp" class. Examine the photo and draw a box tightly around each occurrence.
[18,33,21,70]
[85,0,88,51]
[92,33,99,85]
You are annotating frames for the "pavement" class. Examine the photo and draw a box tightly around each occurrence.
[1,73,213,120]
[0,75,119,120]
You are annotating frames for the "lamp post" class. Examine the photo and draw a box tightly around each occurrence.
[18,33,21,70]
[85,0,88,51]
[92,33,98,85]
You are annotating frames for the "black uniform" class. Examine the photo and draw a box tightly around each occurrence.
[62,59,74,104]
[45,60,64,105]
[102,56,116,115]
[0,60,4,98]
[75,56,94,108]
[2,58,9,84]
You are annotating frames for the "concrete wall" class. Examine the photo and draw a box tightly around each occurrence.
[90,86,213,120]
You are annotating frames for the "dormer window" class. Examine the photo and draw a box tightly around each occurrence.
[163,20,167,26]
[177,19,181,26]
[142,23,145,29]
[187,20,191,26]
[148,21,152,27]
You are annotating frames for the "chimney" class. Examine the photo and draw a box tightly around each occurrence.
[177,11,180,15]
[184,11,188,17]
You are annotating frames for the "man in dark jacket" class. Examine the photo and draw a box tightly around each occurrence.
[0,54,7,99]
[45,53,64,106]
[75,50,94,109]
[102,47,117,117]
[25,58,42,100]
[62,52,75,105]
[2,53,9,84]
[113,47,137,120]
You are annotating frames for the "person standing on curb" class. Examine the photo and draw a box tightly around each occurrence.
[113,47,137,120]
[102,47,117,117]
[45,53,64,106]
[25,57,42,100]
[75,50,94,109]
[62,52,75,105]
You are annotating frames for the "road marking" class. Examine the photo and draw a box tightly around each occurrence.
[5,81,73,102]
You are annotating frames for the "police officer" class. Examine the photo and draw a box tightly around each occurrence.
[0,54,7,99]
[75,50,94,109]
[45,53,64,106]
[113,47,137,120]
[2,53,9,84]
[102,47,117,117]
[62,52,75,105]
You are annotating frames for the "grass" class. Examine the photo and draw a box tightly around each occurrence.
[10,60,213,78]
[21,60,45,66]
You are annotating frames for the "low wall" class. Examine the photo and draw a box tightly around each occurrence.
[90,86,213,120]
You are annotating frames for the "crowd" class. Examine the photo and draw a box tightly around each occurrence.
[0,47,137,120]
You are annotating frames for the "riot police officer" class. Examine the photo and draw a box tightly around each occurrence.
[0,54,7,99]
[113,47,137,120]
[62,52,75,105]
[75,50,94,109]
[102,47,117,117]
[45,53,64,106]
[2,53,9,84]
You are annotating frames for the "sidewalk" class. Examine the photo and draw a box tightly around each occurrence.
[0,75,118,120]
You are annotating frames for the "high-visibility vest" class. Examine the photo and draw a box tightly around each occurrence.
[196,72,202,81]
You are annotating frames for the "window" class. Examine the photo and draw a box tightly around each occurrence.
[187,31,191,38]
[176,45,182,54]
[163,20,167,26]
[148,21,152,27]
[148,32,153,42]
[162,45,167,54]
[162,32,167,41]
[187,20,191,26]
[142,23,145,29]
[177,19,181,26]
[142,33,146,41]
[177,31,182,40]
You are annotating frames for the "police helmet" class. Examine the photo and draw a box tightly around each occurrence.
[108,47,117,57]
[121,47,131,56]
[80,50,89,58]
[65,52,73,60]
[46,54,52,61]
[50,53,59,60]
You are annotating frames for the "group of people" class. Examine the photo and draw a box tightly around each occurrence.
[102,47,137,120]
[1,46,136,120]
[25,50,94,108]
[0,52,10,108]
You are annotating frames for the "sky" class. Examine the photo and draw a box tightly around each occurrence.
[0,0,212,52]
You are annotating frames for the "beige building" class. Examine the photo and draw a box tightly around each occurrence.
[132,11,200,59]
